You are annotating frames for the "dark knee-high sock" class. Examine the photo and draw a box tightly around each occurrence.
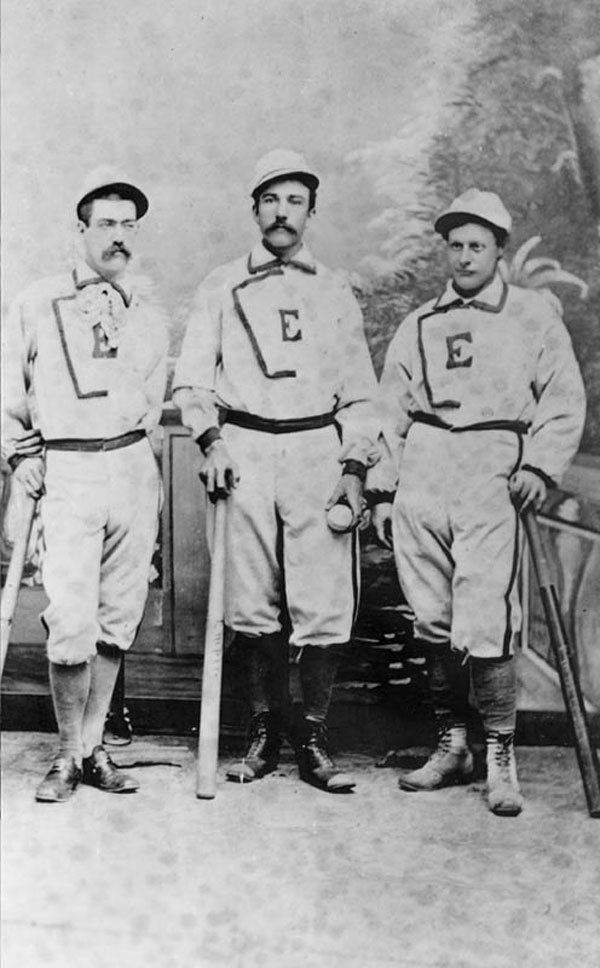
[426,643,470,728]
[471,657,517,734]
[299,646,339,724]
[241,633,288,716]
[49,661,91,765]
[81,645,123,756]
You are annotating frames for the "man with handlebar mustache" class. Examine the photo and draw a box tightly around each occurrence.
[173,150,379,793]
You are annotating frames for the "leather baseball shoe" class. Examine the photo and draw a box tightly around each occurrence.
[35,755,82,803]
[82,745,139,793]
[398,727,474,791]
[297,722,356,793]
[227,711,281,783]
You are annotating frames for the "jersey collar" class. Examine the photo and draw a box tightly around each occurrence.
[247,241,317,275]
[435,272,507,313]
[72,262,133,307]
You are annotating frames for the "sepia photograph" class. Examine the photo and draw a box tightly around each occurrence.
[1,1,599,966]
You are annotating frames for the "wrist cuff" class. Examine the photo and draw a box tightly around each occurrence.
[342,460,367,482]
[521,464,556,489]
[366,490,396,508]
[8,454,27,472]
[197,427,222,455]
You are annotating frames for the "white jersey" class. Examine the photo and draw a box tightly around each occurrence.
[173,242,379,467]
[374,273,586,489]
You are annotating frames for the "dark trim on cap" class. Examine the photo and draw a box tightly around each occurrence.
[434,212,508,243]
[252,170,319,200]
[77,181,148,220]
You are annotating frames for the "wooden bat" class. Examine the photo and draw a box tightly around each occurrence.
[1,495,37,677]
[523,507,600,818]
[196,497,227,799]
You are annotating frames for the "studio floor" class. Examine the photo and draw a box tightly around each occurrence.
[2,732,599,968]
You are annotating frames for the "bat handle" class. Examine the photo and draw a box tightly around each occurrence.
[196,498,227,799]
[521,507,553,589]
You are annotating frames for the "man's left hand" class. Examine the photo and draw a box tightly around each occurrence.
[325,475,367,529]
[509,469,547,512]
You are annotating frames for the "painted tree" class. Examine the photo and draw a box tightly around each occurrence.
[360,0,600,451]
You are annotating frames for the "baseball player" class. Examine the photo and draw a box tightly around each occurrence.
[370,189,586,815]
[1,167,168,802]
[173,150,379,792]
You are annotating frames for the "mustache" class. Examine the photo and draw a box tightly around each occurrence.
[103,244,131,259]
[266,220,297,236]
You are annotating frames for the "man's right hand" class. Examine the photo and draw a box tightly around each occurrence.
[371,502,394,550]
[12,428,44,459]
[12,456,46,499]
[199,439,240,501]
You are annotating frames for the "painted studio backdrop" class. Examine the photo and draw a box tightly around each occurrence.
[2,0,599,726]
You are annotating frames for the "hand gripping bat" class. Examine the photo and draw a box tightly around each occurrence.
[1,495,37,677]
[196,497,227,799]
[523,507,600,818]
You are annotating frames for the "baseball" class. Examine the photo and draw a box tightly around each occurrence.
[326,503,354,533]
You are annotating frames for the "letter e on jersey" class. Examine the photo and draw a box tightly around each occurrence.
[280,309,302,342]
[446,332,473,370]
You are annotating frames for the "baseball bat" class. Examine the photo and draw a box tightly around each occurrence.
[1,495,37,677]
[196,497,227,799]
[522,507,600,818]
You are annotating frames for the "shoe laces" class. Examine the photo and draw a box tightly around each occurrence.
[489,732,514,770]
[48,756,74,775]
[433,727,464,758]
[245,714,271,758]
[304,726,335,770]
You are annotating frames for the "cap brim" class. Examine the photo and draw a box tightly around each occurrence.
[77,181,149,219]
[252,170,319,198]
[434,211,507,237]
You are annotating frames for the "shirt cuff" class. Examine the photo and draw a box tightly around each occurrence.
[366,490,396,508]
[196,427,222,455]
[8,454,27,472]
[521,464,556,489]
[342,459,367,482]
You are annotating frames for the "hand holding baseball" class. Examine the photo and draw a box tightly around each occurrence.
[326,502,355,533]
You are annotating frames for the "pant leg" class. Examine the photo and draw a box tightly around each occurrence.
[392,425,454,647]
[97,439,161,650]
[41,451,107,664]
[451,431,523,659]
[278,426,358,648]
[213,424,282,636]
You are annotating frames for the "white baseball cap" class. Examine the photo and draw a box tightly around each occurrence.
[76,165,149,219]
[251,149,319,198]
[434,188,512,237]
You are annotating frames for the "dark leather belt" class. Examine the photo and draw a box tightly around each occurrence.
[219,409,336,434]
[409,411,530,435]
[45,429,146,452]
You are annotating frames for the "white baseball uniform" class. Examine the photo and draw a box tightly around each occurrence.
[2,263,168,663]
[173,242,379,648]
[372,273,586,659]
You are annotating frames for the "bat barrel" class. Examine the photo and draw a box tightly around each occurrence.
[523,508,600,818]
[196,498,227,799]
